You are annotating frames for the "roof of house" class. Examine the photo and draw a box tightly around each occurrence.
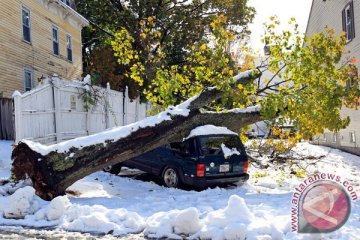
[49,0,89,28]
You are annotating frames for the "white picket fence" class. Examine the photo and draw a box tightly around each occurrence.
[13,76,149,144]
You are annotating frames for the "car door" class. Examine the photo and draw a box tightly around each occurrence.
[150,146,173,175]
[174,139,198,177]
[125,149,156,173]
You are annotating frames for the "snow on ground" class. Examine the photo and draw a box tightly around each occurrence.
[0,141,359,239]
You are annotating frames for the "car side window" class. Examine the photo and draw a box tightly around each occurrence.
[169,141,192,157]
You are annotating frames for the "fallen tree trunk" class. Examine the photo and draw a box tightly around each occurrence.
[12,70,262,200]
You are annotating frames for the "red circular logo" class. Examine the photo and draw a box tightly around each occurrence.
[301,182,351,232]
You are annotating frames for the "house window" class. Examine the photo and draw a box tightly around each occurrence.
[52,26,59,56]
[342,1,355,42]
[66,34,73,62]
[24,68,33,91]
[350,132,356,143]
[22,6,31,42]
[332,133,337,143]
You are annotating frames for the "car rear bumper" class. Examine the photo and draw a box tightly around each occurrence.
[183,173,249,187]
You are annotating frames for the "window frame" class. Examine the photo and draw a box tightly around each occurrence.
[21,5,31,43]
[332,133,337,143]
[52,25,60,56]
[169,140,193,157]
[66,34,73,62]
[61,0,71,6]
[23,67,34,92]
[350,131,356,143]
[342,1,356,43]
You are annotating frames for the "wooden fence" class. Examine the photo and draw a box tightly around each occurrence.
[0,98,14,140]
[13,76,149,144]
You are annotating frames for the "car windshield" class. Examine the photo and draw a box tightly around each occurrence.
[199,135,242,156]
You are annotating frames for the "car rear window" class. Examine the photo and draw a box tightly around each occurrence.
[199,135,243,156]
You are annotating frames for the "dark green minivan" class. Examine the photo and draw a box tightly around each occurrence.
[104,125,249,188]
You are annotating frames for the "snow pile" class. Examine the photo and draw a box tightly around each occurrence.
[193,195,253,240]
[145,207,202,239]
[192,195,283,240]
[144,195,283,240]
[0,179,33,196]
[185,125,237,140]
[65,180,111,198]
[62,205,145,236]
[221,143,240,159]
[46,196,70,220]
[3,186,40,219]
[0,184,145,236]
[33,198,146,235]
[174,207,202,235]
[35,196,71,221]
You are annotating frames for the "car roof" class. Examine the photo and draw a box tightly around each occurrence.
[184,125,238,140]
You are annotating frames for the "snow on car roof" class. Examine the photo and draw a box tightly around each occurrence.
[184,125,238,140]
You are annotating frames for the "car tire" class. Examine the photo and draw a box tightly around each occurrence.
[161,167,181,188]
[103,163,122,175]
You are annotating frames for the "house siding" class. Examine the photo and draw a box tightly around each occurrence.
[0,0,87,97]
[306,0,360,153]
[306,0,360,64]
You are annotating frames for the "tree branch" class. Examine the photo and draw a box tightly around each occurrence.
[199,108,263,133]
[189,69,261,110]
[257,79,292,95]
[266,63,287,86]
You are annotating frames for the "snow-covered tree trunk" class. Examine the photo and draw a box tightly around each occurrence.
[12,70,262,200]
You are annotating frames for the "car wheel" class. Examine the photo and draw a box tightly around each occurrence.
[103,163,122,175]
[162,167,181,188]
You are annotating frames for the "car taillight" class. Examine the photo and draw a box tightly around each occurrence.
[196,163,205,177]
[243,161,249,173]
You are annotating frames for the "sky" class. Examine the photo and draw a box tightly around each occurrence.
[248,0,313,53]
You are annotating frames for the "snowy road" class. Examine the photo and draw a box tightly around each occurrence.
[0,141,359,239]
[0,227,145,239]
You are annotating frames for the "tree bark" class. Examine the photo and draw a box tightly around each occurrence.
[11,70,262,200]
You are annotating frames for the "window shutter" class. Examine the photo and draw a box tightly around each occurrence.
[342,7,346,33]
[350,0,355,38]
